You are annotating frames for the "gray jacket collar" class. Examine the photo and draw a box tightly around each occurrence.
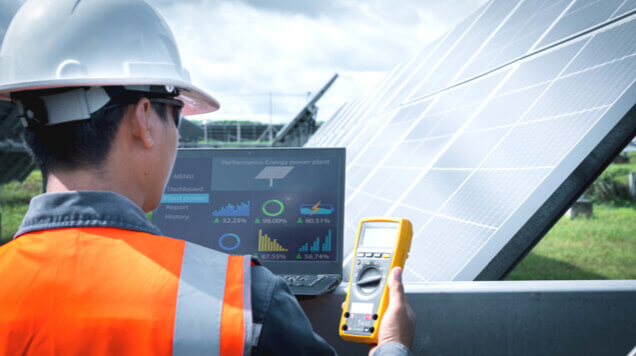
[15,191,162,238]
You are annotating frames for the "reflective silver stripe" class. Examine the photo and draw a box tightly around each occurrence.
[242,256,253,356]
[173,242,228,355]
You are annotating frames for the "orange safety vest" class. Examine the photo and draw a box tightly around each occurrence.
[0,227,253,355]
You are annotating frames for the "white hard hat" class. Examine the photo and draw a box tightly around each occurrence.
[0,0,219,118]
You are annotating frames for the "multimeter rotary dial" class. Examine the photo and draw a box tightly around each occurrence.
[356,266,382,295]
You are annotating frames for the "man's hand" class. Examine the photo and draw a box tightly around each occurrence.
[369,266,415,354]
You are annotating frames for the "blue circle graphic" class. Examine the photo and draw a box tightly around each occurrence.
[218,233,241,251]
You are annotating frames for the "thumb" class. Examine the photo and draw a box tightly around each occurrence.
[388,267,405,303]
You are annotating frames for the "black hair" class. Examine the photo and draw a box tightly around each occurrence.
[21,93,168,173]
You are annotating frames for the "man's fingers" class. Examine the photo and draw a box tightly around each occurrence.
[388,267,406,304]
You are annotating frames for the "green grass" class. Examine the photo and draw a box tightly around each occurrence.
[507,205,636,280]
[606,152,636,176]
[1,169,43,205]
[585,152,636,207]
[0,169,42,243]
[0,170,155,243]
[0,204,30,243]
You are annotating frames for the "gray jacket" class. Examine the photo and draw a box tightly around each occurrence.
[16,191,409,355]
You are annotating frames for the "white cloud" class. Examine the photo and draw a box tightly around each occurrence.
[0,0,26,43]
[148,0,489,124]
[0,0,488,124]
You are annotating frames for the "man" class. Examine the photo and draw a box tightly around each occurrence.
[0,0,415,355]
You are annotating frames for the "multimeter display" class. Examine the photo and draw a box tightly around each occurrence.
[360,223,398,247]
[340,218,413,343]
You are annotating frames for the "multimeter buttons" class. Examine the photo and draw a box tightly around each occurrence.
[356,266,382,295]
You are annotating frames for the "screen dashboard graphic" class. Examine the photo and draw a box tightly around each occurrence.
[154,152,342,262]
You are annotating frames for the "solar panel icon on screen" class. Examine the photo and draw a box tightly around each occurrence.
[254,166,294,187]
[307,0,636,282]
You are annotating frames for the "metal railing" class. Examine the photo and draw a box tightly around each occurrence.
[300,280,636,355]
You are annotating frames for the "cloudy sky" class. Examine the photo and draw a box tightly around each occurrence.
[1,0,488,124]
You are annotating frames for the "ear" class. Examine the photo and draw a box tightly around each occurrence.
[130,98,155,148]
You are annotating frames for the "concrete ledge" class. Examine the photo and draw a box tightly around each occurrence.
[299,280,636,355]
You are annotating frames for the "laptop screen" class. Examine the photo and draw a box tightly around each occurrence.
[153,148,345,275]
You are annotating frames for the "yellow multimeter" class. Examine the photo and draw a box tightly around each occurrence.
[339,217,413,343]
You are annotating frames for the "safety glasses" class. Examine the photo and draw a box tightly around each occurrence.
[148,97,184,128]
[103,94,184,128]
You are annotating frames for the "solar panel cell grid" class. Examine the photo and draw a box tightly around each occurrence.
[536,0,626,48]
[401,170,471,213]
[439,168,552,228]
[344,113,391,162]
[482,109,604,169]
[615,0,636,16]
[333,73,404,147]
[563,18,636,73]
[410,1,521,101]
[522,57,636,122]
[383,139,426,167]
[358,168,399,197]
[499,40,585,93]
[310,0,636,281]
[464,84,548,131]
[434,128,509,169]
[360,196,396,220]
[375,169,423,202]
[346,164,375,188]
[406,137,451,168]
[456,0,571,82]
[326,100,361,145]
[350,191,393,223]
[407,216,494,281]
[383,35,449,111]
[396,8,489,109]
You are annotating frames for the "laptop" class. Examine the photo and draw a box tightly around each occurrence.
[153,148,345,296]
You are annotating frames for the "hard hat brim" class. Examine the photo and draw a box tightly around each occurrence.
[0,77,219,116]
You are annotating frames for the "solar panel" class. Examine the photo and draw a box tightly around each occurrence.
[0,101,34,185]
[307,0,636,282]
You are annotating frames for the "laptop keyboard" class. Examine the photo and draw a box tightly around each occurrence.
[281,274,326,287]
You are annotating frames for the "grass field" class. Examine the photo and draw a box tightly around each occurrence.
[0,170,41,243]
[507,204,636,280]
[1,162,635,280]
